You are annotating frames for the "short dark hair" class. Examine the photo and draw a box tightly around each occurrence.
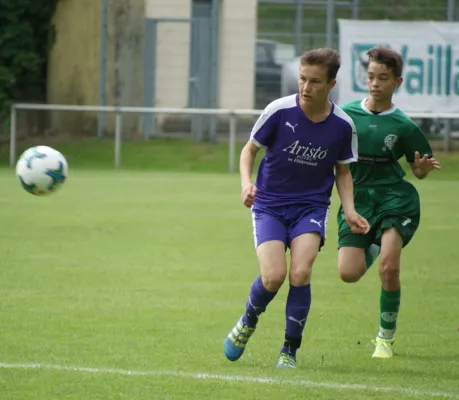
[300,48,340,82]
[367,46,404,78]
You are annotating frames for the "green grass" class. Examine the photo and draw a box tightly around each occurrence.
[0,165,458,399]
[1,136,458,178]
[0,137,247,172]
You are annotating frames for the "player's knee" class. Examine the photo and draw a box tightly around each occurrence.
[262,270,287,291]
[338,267,363,283]
[257,240,288,291]
[378,254,400,282]
[337,249,366,283]
[289,264,312,286]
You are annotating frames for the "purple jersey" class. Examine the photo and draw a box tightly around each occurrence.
[251,94,357,207]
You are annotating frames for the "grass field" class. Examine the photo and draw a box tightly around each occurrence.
[0,142,458,399]
[1,136,459,176]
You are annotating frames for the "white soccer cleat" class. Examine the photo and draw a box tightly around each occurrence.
[372,337,395,358]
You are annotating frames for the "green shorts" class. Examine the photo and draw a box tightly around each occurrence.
[337,181,420,249]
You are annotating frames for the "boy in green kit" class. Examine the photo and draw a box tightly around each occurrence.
[337,46,441,358]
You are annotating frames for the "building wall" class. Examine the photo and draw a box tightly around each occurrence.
[145,0,191,108]
[145,0,257,110]
[47,0,257,135]
[218,0,256,109]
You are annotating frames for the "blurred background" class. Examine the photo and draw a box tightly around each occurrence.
[1,0,458,167]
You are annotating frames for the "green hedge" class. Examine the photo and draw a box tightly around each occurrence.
[0,0,58,122]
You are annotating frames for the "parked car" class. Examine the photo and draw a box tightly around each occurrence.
[255,39,295,109]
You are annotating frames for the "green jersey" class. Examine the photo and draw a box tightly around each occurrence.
[342,99,433,186]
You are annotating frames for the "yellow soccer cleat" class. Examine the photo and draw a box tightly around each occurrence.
[372,337,395,358]
[224,317,256,361]
[276,352,296,368]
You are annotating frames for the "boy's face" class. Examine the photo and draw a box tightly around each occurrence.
[298,64,335,107]
[367,61,403,101]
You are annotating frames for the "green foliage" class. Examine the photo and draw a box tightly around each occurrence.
[258,0,453,45]
[0,0,58,121]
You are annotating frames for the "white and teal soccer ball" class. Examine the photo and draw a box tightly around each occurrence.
[16,146,68,196]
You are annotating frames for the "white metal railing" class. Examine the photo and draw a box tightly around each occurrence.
[10,104,262,172]
[9,103,459,172]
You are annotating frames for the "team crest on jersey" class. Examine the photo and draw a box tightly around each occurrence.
[384,134,398,150]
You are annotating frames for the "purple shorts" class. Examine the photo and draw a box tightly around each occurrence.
[251,205,329,248]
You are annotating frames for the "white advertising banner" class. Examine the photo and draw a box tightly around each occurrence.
[337,19,459,112]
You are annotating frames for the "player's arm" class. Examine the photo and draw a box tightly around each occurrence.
[335,121,369,234]
[335,163,356,215]
[240,141,260,206]
[410,152,441,179]
[403,123,441,180]
[335,122,358,216]
[335,163,370,234]
[240,107,277,207]
[335,164,369,234]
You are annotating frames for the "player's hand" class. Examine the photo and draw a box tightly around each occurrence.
[413,151,441,173]
[241,183,257,208]
[345,210,370,234]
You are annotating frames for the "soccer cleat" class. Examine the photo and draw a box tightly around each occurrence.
[276,352,296,368]
[372,337,395,358]
[224,317,256,361]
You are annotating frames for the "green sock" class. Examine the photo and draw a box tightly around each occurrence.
[378,287,401,339]
[365,244,380,269]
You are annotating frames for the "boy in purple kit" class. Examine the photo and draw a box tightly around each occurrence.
[224,48,370,368]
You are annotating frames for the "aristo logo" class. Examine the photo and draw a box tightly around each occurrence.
[351,43,459,96]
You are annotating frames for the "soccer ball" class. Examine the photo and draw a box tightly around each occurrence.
[16,146,68,196]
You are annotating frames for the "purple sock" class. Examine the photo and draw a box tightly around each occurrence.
[281,284,311,357]
[242,275,277,328]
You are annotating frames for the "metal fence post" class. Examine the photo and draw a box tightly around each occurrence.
[209,0,220,141]
[142,19,157,139]
[326,0,335,48]
[352,0,359,19]
[114,113,122,169]
[295,0,303,56]
[229,113,237,173]
[9,106,17,167]
[98,0,108,137]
